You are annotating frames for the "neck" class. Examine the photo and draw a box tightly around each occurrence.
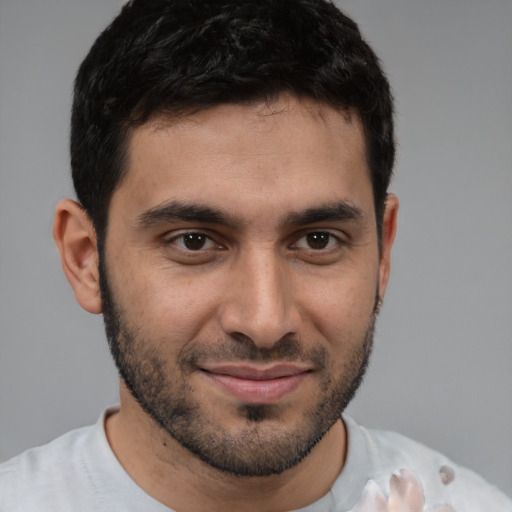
[106,386,347,512]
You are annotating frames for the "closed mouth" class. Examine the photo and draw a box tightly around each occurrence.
[199,363,313,404]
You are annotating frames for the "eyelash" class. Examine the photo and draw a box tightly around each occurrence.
[291,231,342,251]
[163,230,344,253]
[164,232,223,252]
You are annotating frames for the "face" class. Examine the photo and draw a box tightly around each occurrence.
[100,96,390,476]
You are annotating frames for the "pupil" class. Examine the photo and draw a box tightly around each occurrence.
[184,233,206,250]
[307,232,329,249]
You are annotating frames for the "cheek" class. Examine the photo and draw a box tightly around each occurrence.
[301,266,378,344]
[114,261,222,343]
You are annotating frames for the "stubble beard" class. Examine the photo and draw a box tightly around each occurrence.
[99,259,378,477]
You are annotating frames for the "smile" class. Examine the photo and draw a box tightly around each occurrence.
[200,364,313,404]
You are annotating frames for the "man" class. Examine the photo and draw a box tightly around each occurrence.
[0,0,510,510]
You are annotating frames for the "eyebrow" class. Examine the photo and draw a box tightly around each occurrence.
[282,201,365,227]
[135,199,365,230]
[135,201,239,229]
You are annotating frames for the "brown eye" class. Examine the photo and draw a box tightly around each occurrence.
[305,232,331,249]
[292,231,339,251]
[169,232,218,251]
[291,230,344,265]
[182,233,207,250]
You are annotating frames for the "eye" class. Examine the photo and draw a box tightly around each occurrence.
[293,231,340,250]
[167,232,219,251]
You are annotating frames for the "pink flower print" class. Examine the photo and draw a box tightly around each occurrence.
[350,469,456,512]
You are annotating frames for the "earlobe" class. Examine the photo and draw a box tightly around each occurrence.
[378,193,399,300]
[53,199,102,314]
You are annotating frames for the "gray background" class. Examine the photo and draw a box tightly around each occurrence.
[1,0,511,497]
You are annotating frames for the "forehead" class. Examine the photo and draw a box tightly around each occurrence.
[113,96,373,224]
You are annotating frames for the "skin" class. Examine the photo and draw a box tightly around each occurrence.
[54,95,398,511]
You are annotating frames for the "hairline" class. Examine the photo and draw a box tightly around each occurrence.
[96,94,383,244]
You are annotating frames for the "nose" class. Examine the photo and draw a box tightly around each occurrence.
[219,249,301,349]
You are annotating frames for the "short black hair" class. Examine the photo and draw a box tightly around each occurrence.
[71,0,395,241]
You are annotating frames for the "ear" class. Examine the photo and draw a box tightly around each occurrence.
[378,194,399,301]
[53,199,102,314]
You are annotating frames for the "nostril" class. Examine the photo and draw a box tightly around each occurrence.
[227,331,257,348]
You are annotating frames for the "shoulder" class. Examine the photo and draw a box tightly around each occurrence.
[343,416,512,512]
[0,423,99,511]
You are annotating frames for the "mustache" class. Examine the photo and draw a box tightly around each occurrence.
[177,295,382,370]
[178,334,329,369]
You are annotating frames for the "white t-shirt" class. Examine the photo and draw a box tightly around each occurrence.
[0,408,510,511]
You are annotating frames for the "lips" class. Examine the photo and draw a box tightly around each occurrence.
[200,363,312,404]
